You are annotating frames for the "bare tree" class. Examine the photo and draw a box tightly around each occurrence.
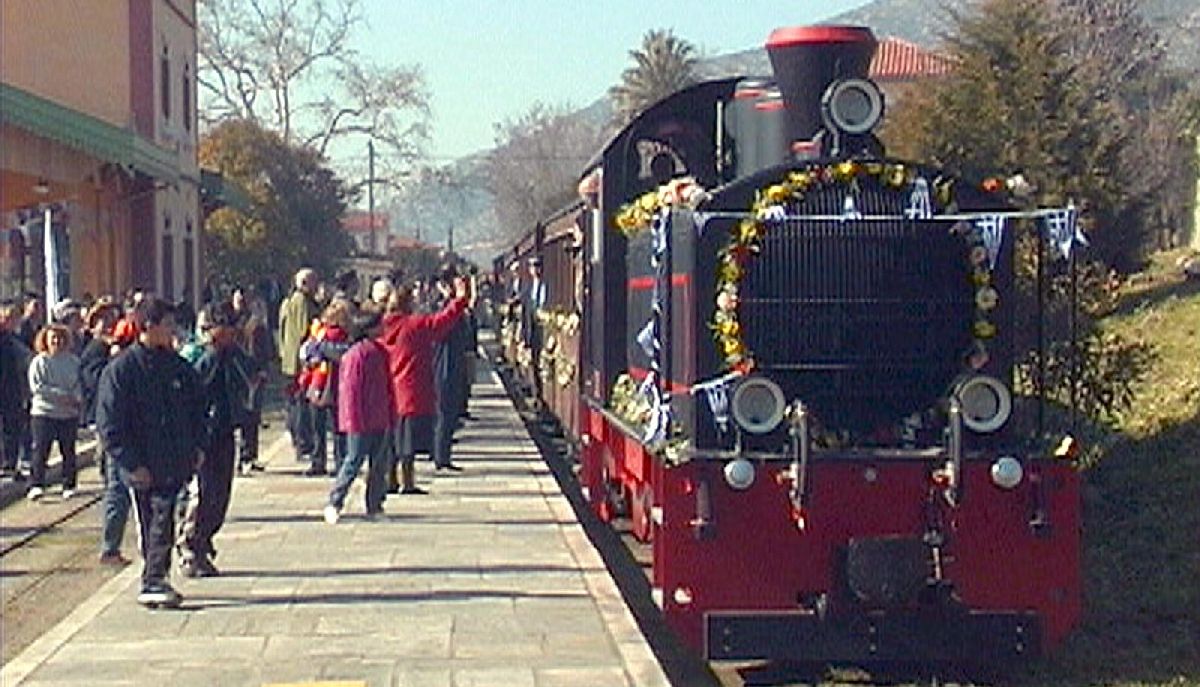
[483,103,603,243]
[198,0,429,180]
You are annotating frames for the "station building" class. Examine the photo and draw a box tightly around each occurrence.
[0,0,201,305]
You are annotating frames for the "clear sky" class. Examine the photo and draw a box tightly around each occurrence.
[356,1,875,161]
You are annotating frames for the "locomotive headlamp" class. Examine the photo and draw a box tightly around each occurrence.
[821,78,885,135]
[731,376,787,435]
[991,456,1024,489]
[723,458,756,490]
[953,375,1012,433]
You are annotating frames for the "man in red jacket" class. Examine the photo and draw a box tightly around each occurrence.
[381,276,469,494]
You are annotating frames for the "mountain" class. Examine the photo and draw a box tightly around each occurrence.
[410,0,1200,264]
[829,0,1200,72]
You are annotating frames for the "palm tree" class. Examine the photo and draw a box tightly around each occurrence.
[609,29,699,125]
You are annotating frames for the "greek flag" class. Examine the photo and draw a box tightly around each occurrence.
[1043,204,1086,260]
[636,320,657,360]
[693,375,733,433]
[842,195,863,220]
[974,215,1006,270]
[905,177,933,219]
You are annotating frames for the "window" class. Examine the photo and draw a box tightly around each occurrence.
[160,45,170,120]
[183,238,194,305]
[182,63,191,132]
[161,235,175,300]
[161,215,173,300]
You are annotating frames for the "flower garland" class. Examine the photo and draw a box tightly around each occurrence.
[953,220,1001,370]
[711,161,1008,375]
[613,176,710,238]
[536,307,581,388]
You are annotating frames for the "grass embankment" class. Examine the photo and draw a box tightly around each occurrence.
[1024,250,1200,687]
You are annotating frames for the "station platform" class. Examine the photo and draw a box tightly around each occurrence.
[0,364,671,687]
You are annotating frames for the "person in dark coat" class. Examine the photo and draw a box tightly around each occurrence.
[432,269,472,472]
[81,302,134,566]
[95,299,203,607]
[0,299,33,478]
[178,301,260,578]
[78,302,122,427]
[231,287,272,475]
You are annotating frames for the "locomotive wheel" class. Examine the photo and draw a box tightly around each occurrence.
[595,466,622,522]
[631,483,655,543]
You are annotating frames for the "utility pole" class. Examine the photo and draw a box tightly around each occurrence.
[448,224,454,254]
[367,139,376,255]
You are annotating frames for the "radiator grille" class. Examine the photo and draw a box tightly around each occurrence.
[739,181,974,433]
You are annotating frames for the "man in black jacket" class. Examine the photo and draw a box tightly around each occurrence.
[96,299,203,607]
[0,299,32,479]
[178,300,259,577]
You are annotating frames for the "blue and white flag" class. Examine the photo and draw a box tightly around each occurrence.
[905,177,933,219]
[842,195,862,220]
[636,319,657,360]
[695,376,732,433]
[1042,204,1086,260]
[974,215,1006,271]
[42,208,60,309]
[757,204,787,225]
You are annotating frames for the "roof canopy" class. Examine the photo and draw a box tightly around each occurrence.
[0,82,181,183]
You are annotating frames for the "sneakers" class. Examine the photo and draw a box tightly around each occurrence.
[239,461,266,476]
[26,485,44,501]
[435,463,464,473]
[400,486,428,495]
[99,552,132,567]
[62,488,75,500]
[303,467,327,478]
[180,554,220,578]
[323,504,340,525]
[137,582,183,609]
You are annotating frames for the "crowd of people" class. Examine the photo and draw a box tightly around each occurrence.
[0,264,479,609]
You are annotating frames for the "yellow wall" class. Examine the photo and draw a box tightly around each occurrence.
[0,0,131,128]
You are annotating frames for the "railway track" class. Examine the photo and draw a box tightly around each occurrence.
[0,438,103,558]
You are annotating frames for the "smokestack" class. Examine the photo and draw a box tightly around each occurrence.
[765,26,877,145]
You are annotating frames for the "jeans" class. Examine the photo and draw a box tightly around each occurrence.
[309,405,346,474]
[29,415,78,489]
[101,452,131,556]
[286,384,314,458]
[327,432,388,514]
[129,477,179,587]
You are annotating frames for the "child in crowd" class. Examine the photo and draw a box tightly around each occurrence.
[324,309,393,523]
[298,300,352,476]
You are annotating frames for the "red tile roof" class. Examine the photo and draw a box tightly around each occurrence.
[870,37,953,81]
[342,210,390,233]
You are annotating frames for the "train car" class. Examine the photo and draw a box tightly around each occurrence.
[501,25,1083,667]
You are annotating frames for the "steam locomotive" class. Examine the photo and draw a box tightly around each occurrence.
[495,25,1082,666]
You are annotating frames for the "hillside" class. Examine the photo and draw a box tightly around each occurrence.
[830,0,1200,72]
[409,0,1200,263]
[1021,251,1200,686]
